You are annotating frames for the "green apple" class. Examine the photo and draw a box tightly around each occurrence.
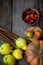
[15,38,27,50]
[3,54,15,65]
[26,31,34,38]
[12,49,23,59]
[0,43,13,55]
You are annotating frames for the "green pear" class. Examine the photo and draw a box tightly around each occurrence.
[0,43,13,55]
[3,54,15,65]
[15,38,27,50]
[22,45,27,50]
[26,31,34,38]
[12,49,23,59]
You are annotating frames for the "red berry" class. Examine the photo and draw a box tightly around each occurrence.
[35,14,38,18]
[28,17,33,23]
[25,15,29,20]
[29,14,34,18]
[25,15,29,22]
[34,14,38,20]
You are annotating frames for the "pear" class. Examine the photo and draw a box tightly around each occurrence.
[3,54,15,65]
[0,43,13,55]
[15,38,27,50]
[12,49,23,59]
[26,30,34,38]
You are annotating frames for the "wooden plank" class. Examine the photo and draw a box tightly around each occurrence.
[0,0,11,65]
[0,0,11,31]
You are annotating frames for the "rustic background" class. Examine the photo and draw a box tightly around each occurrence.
[0,0,43,65]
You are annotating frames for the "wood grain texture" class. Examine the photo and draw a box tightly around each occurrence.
[0,0,43,65]
[0,0,11,65]
[0,0,11,31]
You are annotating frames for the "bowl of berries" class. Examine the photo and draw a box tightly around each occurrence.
[22,8,40,25]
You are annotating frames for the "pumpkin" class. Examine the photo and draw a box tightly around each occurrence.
[25,40,43,65]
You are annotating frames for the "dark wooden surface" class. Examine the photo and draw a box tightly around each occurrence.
[0,0,11,31]
[0,0,11,65]
[0,0,43,65]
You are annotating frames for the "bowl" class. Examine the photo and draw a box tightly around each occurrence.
[22,8,40,25]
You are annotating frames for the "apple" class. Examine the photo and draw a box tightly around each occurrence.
[0,43,13,55]
[15,38,27,50]
[12,49,23,59]
[3,54,15,65]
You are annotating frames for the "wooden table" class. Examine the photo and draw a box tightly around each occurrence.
[0,0,43,65]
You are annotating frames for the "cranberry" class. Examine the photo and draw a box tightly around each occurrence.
[29,14,34,18]
[25,15,29,23]
[35,14,38,18]
[28,18,33,23]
